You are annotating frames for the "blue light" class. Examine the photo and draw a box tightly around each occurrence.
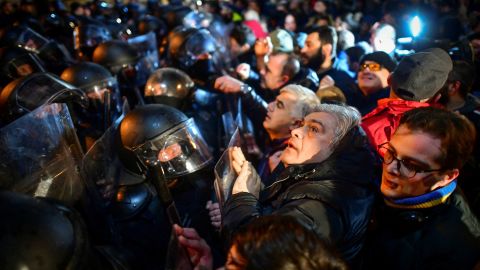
[410,16,422,38]
[397,37,413,44]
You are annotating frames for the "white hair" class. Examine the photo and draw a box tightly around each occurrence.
[310,103,361,149]
[280,84,320,118]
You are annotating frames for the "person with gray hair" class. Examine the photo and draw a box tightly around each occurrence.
[257,84,320,184]
[308,103,361,149]
[221,103,377,266]
[280,84,321,118]
[206,84,319,228]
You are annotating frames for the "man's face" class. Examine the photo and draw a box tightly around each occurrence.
[263,91,300,139]
[300,32,324,71]
[357,60,390,95]
[260,54,288,90]
[281,112,336,165]
[284,14,297,32]
[380,125,452,199]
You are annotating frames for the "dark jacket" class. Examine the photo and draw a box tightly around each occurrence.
[457,94,480,218]
[349,86,390,116]
[318,58,357,104]
[290,67,319,91]
[361,190,480,270]
[223,127,377,263]
[244,67,319,103]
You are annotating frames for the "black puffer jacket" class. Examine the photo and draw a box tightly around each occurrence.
[361,190,480,270]
[223,127,377,263]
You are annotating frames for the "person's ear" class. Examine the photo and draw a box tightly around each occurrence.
[280,74,289,85]
[430,169,459,191]
[322,43,333,56]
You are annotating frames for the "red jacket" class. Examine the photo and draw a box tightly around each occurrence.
[360,98,430,153]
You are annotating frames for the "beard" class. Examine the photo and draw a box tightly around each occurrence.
[302,48,325,71]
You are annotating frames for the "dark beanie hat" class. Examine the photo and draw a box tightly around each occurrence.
[390,48,453,101]
[359,51,397,72]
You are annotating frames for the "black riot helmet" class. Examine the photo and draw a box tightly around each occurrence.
[116,104,212,178]
[2,25,74,73]
[93,40,140,75]
[73,21,113,61]
[183,10,214,29]
[61,61,121,116]
[0,191,101,270]
[168,26,216,68]
[166,26,197,66]
[137,14,168,41]
[160,5,192,32]
[37,40,75,74]
[93,40,153,89]
[0,72,87,124]
[167,26,222,86]
[144,68,194,108]
[0,47,46,85]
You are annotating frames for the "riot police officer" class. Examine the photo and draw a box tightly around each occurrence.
[61,61,123,150]
[83,104,215,269]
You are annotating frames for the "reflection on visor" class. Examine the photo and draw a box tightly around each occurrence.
[158,142,182,162]
[132,118,212,178]
[118,58,154,86]
[14,64,34,77]
[17,28,49,53]
[120,64,137,79]
[185,30,216,57]
[87,87,110,101]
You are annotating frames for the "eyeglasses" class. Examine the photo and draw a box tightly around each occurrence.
[378,143,444,178]
[359,63,382,72]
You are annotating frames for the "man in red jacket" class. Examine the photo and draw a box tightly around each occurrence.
[360,48,453,153]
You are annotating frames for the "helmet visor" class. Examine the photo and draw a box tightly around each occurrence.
[74,24,112,50]
[15,73,87,112]
[84,77,121,113]
[6,53,45,79]
[144,68,193,98]
[133,118,212,178]
[16,28,49,53]
[184,29,217,57]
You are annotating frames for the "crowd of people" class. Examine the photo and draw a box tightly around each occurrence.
[0,0,479,269]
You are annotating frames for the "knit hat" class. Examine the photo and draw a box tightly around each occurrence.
[359,51,397,72]
[269,29,294,53]
[391,48,453,101]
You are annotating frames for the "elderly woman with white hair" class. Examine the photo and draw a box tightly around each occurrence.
[222,103,377,266]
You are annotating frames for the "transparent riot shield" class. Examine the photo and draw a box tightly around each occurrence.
[82,99,130,204]
[214,128,243,210]
[0,103,84,205]
[127,32,160,86]
[80,100,132,244]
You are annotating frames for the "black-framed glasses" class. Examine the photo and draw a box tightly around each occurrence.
[359,63,382,72]
[378,143,444,178]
